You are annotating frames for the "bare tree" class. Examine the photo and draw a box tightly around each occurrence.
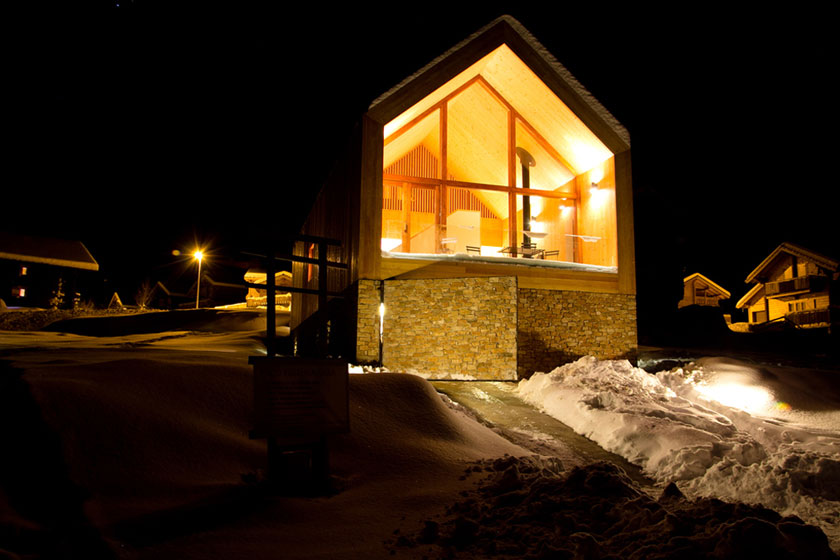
[135,279,153,309]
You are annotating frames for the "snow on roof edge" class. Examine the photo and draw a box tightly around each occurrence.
[368,15,630,147]
[683,272,730,298]
[745,242,840,284]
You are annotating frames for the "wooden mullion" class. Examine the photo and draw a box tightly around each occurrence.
[444,179,576,199]
[384,174,441,187]
[478,74,580,175]
[508,107,517,250]
[384,75,483,147]
[514,114,579,175]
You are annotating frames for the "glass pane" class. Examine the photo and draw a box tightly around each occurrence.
[515,120,575,192]
[444,187,507,255]
[446,82,508,185]
[381,184,439,255]
[503,194,577,261]
[384,110,440,179]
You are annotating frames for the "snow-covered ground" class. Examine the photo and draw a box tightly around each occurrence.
[519,355,840,552]
[1,311,838,558]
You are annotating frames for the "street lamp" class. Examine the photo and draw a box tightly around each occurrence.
[194,250,203,309]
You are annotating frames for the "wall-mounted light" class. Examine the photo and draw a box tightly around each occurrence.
[590,181,600,194]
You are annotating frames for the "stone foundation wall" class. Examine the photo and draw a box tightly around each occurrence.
[382,277,517,379]
[517,288,637,378]
[355,279,381,364]
[355,277,637,380]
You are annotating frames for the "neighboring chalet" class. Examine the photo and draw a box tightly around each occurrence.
[0,231,98,308]
[147,269,289,310]
[292,16,636,379]
[245,269,292,309]
[736,243,838,331]
[149,275,247,310]
[678,273,730,309]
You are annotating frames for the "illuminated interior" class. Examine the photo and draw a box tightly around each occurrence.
[381,44,618,267]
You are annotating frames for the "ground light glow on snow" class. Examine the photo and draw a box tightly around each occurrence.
[518,356,840,552]
[694,378,775,414]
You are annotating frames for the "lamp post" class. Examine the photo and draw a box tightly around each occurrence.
[194,250,203,309]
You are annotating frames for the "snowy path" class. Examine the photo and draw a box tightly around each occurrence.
[431,381,654,488]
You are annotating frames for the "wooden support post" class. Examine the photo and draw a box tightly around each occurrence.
[318,241,329,356]
[266,247,276,357]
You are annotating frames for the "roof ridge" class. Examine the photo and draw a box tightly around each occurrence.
[368,15,630,147]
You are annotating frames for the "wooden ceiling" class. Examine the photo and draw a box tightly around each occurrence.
[383,45,613,185]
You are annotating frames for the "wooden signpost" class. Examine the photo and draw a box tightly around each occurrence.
[249,356,348,490]
[246,235,349,493]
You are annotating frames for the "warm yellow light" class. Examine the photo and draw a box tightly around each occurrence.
[193,249,204,310]
[589,165,605,185]
[695,382,774,414]
[381,238,402,252]
[378,302,386,337]
[587,185,609,210]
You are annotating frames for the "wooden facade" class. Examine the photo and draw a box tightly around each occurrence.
[736,243,838,330]
[678,273,730,308]
[0,231,99,308]
[292,16,636,365]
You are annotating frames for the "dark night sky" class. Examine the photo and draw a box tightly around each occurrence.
[5,4,837,310]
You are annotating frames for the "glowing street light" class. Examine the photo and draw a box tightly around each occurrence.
[194,250,204,309]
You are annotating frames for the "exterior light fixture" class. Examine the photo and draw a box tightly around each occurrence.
[590,181,600,194]
[379,302,386,334]
[194,250,204,309]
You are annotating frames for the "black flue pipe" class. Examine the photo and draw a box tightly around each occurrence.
[515,147,536,256]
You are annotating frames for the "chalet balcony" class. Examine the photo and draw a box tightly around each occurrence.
[765,275,826,298]
[692,296,722,307]
[786,308,831,328]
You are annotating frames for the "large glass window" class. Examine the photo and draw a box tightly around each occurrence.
[381,46,617,268]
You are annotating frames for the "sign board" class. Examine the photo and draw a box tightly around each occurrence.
[250,357,349,442]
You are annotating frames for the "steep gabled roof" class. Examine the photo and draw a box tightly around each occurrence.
[745,242,839,284]
[0,231,99,271]
[683,272,730,298]
[736,283,764,310]
[367,15,630,155]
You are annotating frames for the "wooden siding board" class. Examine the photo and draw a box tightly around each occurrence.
[379,256,620,293]
[359,115,383,280]
[615,150,636,294]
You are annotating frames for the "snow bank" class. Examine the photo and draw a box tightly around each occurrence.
[518,356,840,552]
[1,331,526,559]
[390,456,837,559]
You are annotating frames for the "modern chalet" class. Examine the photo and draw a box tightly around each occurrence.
[291,16,636,379]
[736,242,838,331]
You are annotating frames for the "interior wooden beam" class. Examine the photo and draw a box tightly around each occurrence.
[383,174,578,199]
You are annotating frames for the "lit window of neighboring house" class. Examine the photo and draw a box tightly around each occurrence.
[12,287,25,298]
[789,300,813,312]
[20,266,28,276]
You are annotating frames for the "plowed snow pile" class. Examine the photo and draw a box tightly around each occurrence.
[518,356,840,553]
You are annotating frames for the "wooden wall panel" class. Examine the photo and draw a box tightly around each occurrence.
[577,158,618,269]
